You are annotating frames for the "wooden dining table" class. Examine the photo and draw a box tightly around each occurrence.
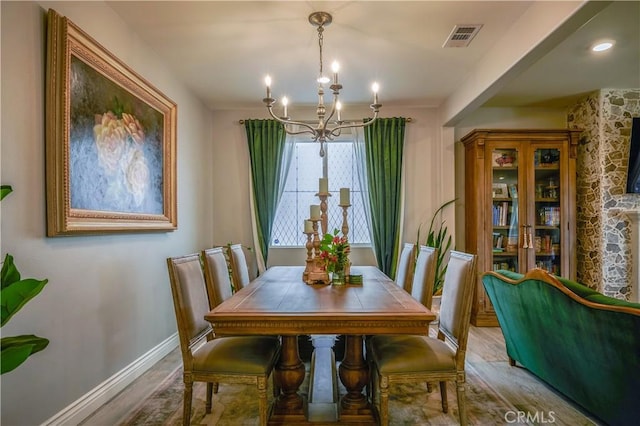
[204,265,435,425]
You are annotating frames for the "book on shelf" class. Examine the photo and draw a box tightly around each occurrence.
[537,206,560,226]
[492,201,511,226]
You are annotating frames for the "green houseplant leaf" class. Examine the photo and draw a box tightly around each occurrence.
[1,335,50,374]
[1,276,49,327]
[417,199,456,295]
[0,185,12,201]
[1,184,50,374]
[1,253,21,290]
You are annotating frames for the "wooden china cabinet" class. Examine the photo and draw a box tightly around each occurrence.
[462,129,581,326]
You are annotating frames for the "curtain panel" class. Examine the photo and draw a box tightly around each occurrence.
[244,119,289,266]
[363,117,406,278]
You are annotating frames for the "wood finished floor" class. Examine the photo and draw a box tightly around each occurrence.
[82,325,600,425]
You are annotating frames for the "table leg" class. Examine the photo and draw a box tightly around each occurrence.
[338,334,370,413]
[273,335,306,414]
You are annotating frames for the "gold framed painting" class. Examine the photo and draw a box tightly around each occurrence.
[45,9,177,236]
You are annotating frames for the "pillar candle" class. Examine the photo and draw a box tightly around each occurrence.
[304,220,313,233]
[319,177,328,193]
[340,188,350,205]
[310,205,321,220]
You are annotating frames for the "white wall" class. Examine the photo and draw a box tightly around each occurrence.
[210,105,455,269]
[1,2,213,424]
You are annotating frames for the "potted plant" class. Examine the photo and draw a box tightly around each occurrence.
[1,185,49,374]
[417,199,456,297]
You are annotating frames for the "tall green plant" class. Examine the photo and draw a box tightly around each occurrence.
[1,185,49,374]
[417,199,456,295]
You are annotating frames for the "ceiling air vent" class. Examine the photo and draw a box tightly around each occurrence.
[443,24,483,48]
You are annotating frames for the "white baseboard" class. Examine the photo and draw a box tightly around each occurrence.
[42,333,179,426]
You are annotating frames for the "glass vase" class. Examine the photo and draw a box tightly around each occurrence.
[332,268,346,285]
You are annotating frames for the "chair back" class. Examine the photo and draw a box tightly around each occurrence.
[202,247,234,307]
[166,254,214,364]
[410,245,439,309]
[227,244,251,292]
[438,250,477,362]
[395,243,416,291]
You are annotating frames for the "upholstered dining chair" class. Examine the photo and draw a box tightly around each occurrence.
[202,247,234,307]
[409,245,439,309]
[226,243,251,292]
[395,242,416,291]
[366,245,439,396]
[167,253,281,426]
[367,250,477,426]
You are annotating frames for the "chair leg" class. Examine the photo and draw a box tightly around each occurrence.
[370,366,379,405]
[213,381,219,393]
[426,381,434,393]
[439,380,448,413]
[272,372,280,397]
[379,375,390,426]
[366,359,373,400]
[456,379,468,426]
[183,381,193,426]
[258,377,268,426]
[206,382,213,413]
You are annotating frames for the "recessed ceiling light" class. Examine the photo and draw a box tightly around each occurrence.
[591,40,615,52]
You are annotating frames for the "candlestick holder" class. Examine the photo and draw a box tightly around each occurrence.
[316,192,331,236]
[312,218,321,253]
[302,189,354,285]
[303,219,330,285]
[339,204,352,280]
[303,230,314,283]
[339,204,351,238]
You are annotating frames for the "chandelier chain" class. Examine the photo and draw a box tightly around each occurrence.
[318,26,324,80]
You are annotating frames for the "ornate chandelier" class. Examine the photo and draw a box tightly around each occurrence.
[263,11,382,157]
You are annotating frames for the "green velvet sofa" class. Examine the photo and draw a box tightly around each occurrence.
[482,269,640,426]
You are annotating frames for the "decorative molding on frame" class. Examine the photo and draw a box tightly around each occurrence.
[42,333,178,426]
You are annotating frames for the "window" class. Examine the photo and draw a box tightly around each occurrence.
[271,136,371,247]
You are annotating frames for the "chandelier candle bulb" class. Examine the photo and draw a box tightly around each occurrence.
[310,204,321,220]
[304,219,314,233]
[319,177,328,193]
[332,61,339,84]
[340,188,350,205]
[372,82,379,104]
[264,75,271,98]
[282,96,288,118]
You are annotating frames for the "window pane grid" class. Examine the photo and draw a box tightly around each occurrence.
[271,140,371,247]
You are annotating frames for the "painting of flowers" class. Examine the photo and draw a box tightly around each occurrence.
[69,57,163,214]
[46,9,177,235]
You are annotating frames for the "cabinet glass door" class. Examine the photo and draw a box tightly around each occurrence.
[532,148,562,275]
[490,148,519,272]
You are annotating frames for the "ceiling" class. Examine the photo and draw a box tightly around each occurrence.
[106,1,640,121]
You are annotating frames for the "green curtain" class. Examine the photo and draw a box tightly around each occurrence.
[244,119,287,265]
[363,117,406,278]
